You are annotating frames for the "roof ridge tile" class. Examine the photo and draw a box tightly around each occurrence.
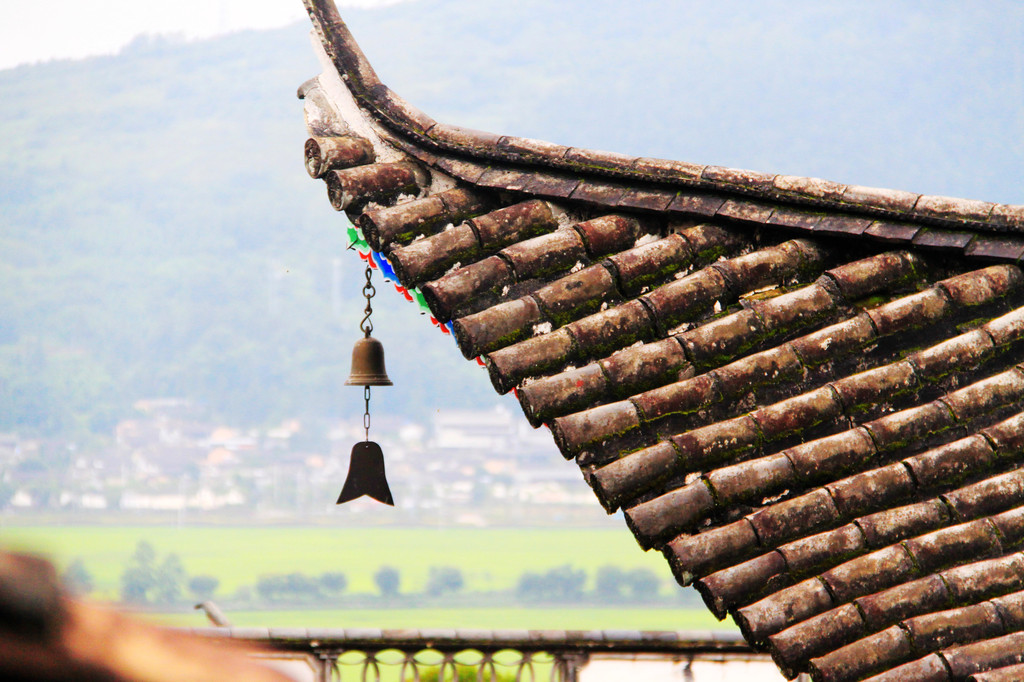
[324,161,427,211]
[359,187,492,252]
[945,630,1024,680]
[304,135,375,178]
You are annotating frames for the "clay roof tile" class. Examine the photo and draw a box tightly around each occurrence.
[299,4,1024,677]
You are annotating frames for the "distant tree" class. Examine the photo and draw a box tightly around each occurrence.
[188,575,220,602]
[374,566,401,597]
[548,565,585,601]
[133,541,157,566]
[516,572,542,600]
[120,540,157,604]
[284,572,320,600]
[255,573,321,603]
[61,558,95,596]
[516,565,585,602]
[426,566,464,596]
[256,574,289,602]
[121,566,151,604]
[319,572,348,595]
[624,568,660,601]
[153,553,186,604]
[594,565,626,601]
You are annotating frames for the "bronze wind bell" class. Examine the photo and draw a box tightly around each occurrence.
[337,260,394,506]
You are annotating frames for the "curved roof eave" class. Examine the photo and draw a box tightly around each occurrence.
[302,0,1024,240]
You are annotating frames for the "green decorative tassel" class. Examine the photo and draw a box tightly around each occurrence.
[411,288,430,314]
[346,224,369,251]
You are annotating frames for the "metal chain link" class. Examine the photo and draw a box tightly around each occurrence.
[363,385,371,442]
[360,262,375,337]
[357,261,375,442]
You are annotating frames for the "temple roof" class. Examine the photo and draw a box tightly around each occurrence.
[300,1,1024,680]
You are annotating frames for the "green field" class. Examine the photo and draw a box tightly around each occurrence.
[0,525,678,595]
[0,524,736,632]
[147,606,727,631]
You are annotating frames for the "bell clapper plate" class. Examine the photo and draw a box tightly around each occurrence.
[337,440,394,506]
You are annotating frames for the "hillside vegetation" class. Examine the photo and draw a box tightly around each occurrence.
[0,22,502,436]
[1,1,1021,438]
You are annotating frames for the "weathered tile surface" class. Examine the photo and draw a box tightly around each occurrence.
[301,3,1024,678]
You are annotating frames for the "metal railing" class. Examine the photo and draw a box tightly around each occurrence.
[185,628,801,681]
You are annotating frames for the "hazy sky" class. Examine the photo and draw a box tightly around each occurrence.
[4,1,1022,204]
[0,0,407,70]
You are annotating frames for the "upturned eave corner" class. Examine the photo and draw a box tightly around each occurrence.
[301,0,1024,238]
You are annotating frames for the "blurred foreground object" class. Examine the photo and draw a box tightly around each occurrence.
[0,550,290,682]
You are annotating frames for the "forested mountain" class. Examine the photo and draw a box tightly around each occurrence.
[1,1,1021,437]
[0,18,503,435]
